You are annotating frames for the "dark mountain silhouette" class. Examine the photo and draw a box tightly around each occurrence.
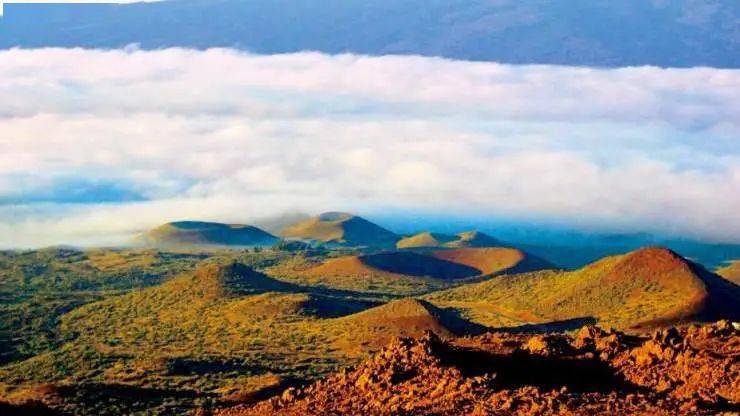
[1,0,737,68]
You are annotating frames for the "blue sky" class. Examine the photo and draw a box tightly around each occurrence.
[0,48,738,247]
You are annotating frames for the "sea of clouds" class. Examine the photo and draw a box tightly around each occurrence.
[0,48,738,247]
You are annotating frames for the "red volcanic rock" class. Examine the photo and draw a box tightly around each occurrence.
[212,321,740,416]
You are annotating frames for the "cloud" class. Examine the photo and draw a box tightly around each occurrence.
[0,48,738,247]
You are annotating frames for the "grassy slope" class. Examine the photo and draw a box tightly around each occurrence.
[280,213,398,247]
[0,261,450,414]
[426,247,733,330]
[268,251,487,296]
[396,230,502,249]
[445,231,502,248]
[0,249,207,365]
[396,232,456,249]
[716,260,740,284]
[3,245,736,414]
[430,248,525,275]
[267,247,554,295]
[268,255,449,296]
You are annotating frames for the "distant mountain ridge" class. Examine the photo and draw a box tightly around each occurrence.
[397,230,503,249]
[280,212,399,247]
[1,0,738,68]
[139,221,278,248]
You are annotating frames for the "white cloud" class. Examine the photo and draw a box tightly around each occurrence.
[0,48,738,247]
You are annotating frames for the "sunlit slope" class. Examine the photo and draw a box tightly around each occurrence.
[396,232,457,249]
[0,248,206,366]
[303,252,481,279]
[447,231,504,248]
[717,260,740,284]
[0,261,454,403]
[426,247,740,330]
[396,230,502,249]
[270,248,553,295]
[430,247,552,275]
[329,298,452,354]
[270,251,480,295]
[139,221,278,248]
[280,212,398,247]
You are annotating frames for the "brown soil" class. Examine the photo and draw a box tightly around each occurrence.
[431,248,525,275]
[300,252,482,280]
[330,299,454,354]
[211,321,740,416]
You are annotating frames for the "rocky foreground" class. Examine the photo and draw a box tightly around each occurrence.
[213,321,739,416]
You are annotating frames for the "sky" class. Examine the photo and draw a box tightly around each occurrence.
[0,47,738,247]
[0,0,156,15]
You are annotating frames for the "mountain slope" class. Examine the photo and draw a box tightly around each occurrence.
[280,212,398,247]
[397,230,503,249]
[445,231,503,248]
[329,299,452,354]
[430,247,551,276]
[0,260,460,414]
[139,221,278,248]
[300,252,481,280]
[271,246,553,295]
[1,0,737,67]
[396,232,457,249]
[716,260,740,284]
[426,247,740,330]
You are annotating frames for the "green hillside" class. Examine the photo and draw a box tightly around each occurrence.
[426,247,740,330]
[268,247,553,296]
[1,245,737,415]
[0,260,451,414]
[0,248,206,365]
[717,260,740,284]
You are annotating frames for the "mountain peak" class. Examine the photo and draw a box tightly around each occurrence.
[397,230,503,249]
[280,212,398,247]
[316,212,354,222]
[139,221,277,248]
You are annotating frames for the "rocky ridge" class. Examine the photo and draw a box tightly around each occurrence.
[213,321,739,415]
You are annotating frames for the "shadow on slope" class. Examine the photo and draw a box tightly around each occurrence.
[191,261,383,316]
[418,300,490,336]
[635,258,740,328]
[426,246,740,330]
[493,317,598,334]
[359,251,481,279]
[446,345,640,394]
[430,247,554,276]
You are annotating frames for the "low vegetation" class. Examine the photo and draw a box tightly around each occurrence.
[0,242,737,415]
[426,247,739,329]
[0,248,207,365]
[279,212,399,247]
[716,260,740,284]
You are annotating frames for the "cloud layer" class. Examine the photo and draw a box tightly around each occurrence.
[0,48,738,247]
